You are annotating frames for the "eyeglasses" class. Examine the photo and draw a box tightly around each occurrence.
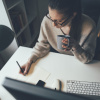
[46,13,72,26]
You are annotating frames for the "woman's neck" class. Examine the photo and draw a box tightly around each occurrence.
[61,24,71,35]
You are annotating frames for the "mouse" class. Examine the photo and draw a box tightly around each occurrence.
[51,79,62,91]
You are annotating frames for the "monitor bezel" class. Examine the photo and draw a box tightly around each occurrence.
[2,77,92,100]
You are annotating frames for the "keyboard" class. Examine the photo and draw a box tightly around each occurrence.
[66,80,100,96]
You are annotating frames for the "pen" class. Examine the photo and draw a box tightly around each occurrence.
[16,61,24,73]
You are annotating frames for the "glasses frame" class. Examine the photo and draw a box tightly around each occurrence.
[46,13,72,26]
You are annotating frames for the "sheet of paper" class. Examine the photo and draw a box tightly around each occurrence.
[44,73,58,88]
[11,67,50,85]
[26,67,51,84]
[1,59,51,85]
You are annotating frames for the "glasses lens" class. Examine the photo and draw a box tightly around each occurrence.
[46,13,71,26]
[60,15,72,26]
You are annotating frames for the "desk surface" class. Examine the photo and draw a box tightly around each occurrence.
[0,46,100,100]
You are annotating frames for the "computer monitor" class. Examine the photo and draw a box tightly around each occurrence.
[2,77,92,100]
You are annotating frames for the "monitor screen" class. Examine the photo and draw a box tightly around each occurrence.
[2,77,92,100]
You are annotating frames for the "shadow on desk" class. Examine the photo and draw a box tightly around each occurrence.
[89,60,100,64]
[94,53,100,61]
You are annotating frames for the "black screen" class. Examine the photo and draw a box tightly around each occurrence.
[2,77,93,100]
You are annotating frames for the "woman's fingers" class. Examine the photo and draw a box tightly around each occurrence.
[61,37,78,50]
[24,62,31,75]
[18,60,33,76]
[19,63,30,75]
[62,38,69,48]
[24,65,29,75]
[19,66,25,75]
[19,66,24,73]
[62,44,71,51]
[62,45,70,49]
[62,38,68,44]
[64,47,71,51]
[62,45,67,48]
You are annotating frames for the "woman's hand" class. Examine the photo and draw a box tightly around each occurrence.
[62,38,70,51]
[19,61,32,75]
[62,37,78,51]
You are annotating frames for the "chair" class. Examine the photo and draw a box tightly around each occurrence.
[82,0,100,60]
[94,16,100,60]
[81,0,100,25]
[0,25,18,69]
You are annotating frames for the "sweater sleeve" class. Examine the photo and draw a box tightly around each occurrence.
[28,18,51,63]
[71,25,97,64]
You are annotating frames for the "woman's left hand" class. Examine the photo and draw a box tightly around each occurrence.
[62,37,78,51]
[62,38,70,51]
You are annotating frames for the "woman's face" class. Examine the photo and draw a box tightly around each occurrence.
[48,7,76,28]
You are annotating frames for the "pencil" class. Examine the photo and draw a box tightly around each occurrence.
[16,61,24,73]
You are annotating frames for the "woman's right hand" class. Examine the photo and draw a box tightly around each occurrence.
[19,61,31,75]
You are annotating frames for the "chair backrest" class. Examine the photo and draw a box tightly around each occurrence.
[81,0,100,25]
[94,16,100,60]
[81,0,100,60]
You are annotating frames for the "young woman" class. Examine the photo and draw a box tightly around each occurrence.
[20,0,97,75]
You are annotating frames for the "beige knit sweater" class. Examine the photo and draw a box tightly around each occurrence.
[29,14,97,64]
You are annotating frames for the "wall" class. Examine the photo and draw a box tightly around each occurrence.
[0,0,11,28]
[0,0,18,69]
[0,0,49,69]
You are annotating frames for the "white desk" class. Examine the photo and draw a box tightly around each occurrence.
[0,46,100,100]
